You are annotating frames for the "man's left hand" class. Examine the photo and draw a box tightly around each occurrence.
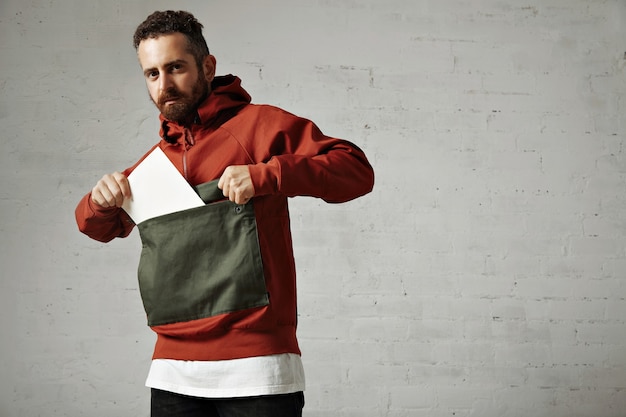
[218,165,256,204]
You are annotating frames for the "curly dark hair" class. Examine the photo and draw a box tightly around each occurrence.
[133,10,210,64]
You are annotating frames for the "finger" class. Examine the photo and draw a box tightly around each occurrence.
[236,196,250,205]
[113,172,131,199]
[100,176,124,207]
[233,187,253,205]
[218,168,233,198]
[93,174,124,207]
[91,188,109,208]
[227,183,240,204]
[92,182,118,208]
[221,181,231,199]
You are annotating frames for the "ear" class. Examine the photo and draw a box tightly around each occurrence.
[203,55,216,83]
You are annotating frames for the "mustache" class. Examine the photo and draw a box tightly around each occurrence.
[158,88,185,105]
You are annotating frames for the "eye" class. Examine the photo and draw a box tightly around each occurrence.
[145,70,159,80]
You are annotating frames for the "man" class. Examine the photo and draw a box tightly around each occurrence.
[75,10,374,417]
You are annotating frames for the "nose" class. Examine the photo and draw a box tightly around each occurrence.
[158,73,173,93]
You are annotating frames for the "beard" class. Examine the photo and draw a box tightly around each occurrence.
[154,74,209,124]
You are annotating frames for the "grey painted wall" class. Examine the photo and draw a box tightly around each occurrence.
[1,1,625,416]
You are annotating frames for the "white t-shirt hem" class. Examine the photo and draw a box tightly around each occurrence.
[145,353,306,399]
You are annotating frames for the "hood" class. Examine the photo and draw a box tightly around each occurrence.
[159,74,251,144]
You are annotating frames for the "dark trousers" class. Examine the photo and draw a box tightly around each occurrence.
[151,389,304,417]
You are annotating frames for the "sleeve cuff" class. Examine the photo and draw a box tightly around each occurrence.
[248,159,281,197]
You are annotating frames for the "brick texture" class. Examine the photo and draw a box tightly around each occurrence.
[1,1,625,416]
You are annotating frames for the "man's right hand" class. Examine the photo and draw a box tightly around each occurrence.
[90,172,131,208]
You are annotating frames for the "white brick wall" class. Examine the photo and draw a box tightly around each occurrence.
[1,0,625,416]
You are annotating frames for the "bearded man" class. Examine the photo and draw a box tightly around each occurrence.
[75,10,374,417]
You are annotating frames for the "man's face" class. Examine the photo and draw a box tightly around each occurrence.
[137,33,215,123]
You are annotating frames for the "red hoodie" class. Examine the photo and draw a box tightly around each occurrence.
[75,75,374,361]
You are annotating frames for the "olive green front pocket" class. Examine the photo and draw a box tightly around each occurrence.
[136,181,268,327]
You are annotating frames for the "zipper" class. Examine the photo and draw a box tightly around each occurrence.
[182,128,195,180]
[183,146,189,179]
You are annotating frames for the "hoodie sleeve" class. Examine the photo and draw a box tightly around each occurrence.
[247,107,374,203]
[75,192,135,243]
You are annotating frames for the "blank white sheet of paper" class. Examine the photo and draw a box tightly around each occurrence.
[122,147,204,224]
